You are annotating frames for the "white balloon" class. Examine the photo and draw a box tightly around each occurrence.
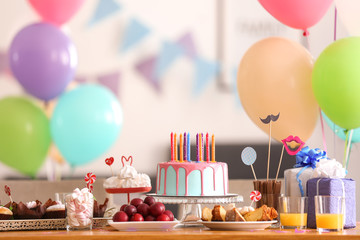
[336,0,360,35]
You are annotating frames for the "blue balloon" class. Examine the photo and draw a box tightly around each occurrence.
[322,112,360,143]
[51,84,123,166]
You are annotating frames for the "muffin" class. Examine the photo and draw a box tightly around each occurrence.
[5,201,45,219]
[42,199,65,219]
[0,206,13,220]
[93,198,109,218]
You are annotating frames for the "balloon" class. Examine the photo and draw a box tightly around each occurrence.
[28,0,85,26]
[258,0,333,32]
[0,97,51,177]
[50,84,123,167]
[312,37,360,129]
[237,37,318,142]
[323,112,360,143]
[335,0,360,36]
[9,22,77,101]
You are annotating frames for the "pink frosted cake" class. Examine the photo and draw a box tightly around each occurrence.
[156,132,229,196]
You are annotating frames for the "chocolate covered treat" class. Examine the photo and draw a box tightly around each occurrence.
[93,198,109,218]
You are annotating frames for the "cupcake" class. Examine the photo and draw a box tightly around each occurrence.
[93,198,109,218]
[42,199,65,219]
[6,200,45,219]
[0,206,13,220]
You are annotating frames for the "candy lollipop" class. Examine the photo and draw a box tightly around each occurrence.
[105,157,115,176]
[85,172,96,193]
[4,185,13,203]
[241,147,257,180]
[250,190,262,208]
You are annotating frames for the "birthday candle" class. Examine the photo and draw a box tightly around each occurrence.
[201,133,204,161]
[187,133,191,161]
[180,134,183,162]
[199,133,202,162]
[174,133,177,161]
[184,132,187,161]
[171,132,174,161]
[212,134,215,162]
[196,133,199,162]
[206,133,209,162]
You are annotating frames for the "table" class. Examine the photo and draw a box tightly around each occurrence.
[1,224,360,240]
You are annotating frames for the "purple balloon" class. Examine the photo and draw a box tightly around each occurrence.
[9,22,77,101]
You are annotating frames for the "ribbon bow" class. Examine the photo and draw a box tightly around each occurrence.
[294,146,327,196]
[295,146,327,169]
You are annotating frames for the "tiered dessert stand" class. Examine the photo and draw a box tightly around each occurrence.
[105,187,152,204]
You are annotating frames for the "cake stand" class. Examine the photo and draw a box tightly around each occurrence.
[105,187,152,203]
[147,193,243,224]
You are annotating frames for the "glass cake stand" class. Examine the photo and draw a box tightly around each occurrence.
[147,193,243,225]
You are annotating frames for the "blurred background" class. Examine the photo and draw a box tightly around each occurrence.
[0,0,358,218]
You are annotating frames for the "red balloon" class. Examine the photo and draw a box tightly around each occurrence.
[28,0,85,25]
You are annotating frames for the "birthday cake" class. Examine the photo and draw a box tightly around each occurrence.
[156,132,229,196]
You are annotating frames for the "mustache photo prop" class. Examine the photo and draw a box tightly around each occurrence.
[259,113,280,124]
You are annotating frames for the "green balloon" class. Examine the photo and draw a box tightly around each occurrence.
[0,97,51,177]
[312,37,360,129]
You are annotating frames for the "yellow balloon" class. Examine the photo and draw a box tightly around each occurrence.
[237,37,318,142]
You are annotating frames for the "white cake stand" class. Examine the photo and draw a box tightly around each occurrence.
[147,193,243,225]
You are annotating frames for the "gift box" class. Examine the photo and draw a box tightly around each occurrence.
[284,168,313,197]
[306,178,356,229]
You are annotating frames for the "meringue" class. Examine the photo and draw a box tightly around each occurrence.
[103,165,151,189]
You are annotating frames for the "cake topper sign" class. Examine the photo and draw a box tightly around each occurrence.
[105,157,115,176]
[259,112,280,181]
[241,147,257,180]
[121,156,133,167]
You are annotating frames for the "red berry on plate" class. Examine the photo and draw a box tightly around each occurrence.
[163,210,174,221]
[124,205,137,217]
[137,203,150,217]
[150,202,165,217]
[145,215,156,221]
[130,213,144,221]
[120,204,128,211]
[144,196,155,206]
[112,211,128,222]
[157,214,170,221]
[130,198,144,208]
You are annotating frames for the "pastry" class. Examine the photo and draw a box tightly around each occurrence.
[0,206,13,220]
[225,208,245,222]
[243,205,277,221]
[211,205,226,221]
[42,199,65,219]
[201,207,213,221]
[238,206,255,216]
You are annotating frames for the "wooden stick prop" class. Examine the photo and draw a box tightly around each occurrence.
[260,113,280,181]
[275,145,284,182]
[241,147,257,180]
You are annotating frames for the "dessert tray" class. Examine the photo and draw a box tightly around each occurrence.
[0,218,111,231]
[108,220,180,231]
[201,220,277,231]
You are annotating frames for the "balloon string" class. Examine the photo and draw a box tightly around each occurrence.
[319,109,327,153]
[334,7,337,42]
[345,129,353,170]
[343,130,349,168]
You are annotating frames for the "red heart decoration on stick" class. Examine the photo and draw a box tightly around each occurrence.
[105,157,114,166]
[121,156,133,167]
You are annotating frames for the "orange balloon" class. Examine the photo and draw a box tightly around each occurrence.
[237,37,318,142]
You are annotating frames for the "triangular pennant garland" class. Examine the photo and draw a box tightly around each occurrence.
[155,41,183,79]
[177,32,197,60]
[135,56,161,93]
[193,57,219,95]
[88,0,122,26]
[121,19,150,53]
[98,71,121,97]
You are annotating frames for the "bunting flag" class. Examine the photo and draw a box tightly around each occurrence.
[88,0,122,26]
[0,51,9,75]
[155,41,183,78]
[193,57,219,95]
[121,19,150,53]
[177,32,197,60]
[97,71,121,97]
[135,56,161,93]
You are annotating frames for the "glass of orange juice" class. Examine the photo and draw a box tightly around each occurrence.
[315,195,345,232]
[278,196,308,229]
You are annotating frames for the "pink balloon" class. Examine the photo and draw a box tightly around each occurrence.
[258,0,333,32]
[28,0,85,26]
